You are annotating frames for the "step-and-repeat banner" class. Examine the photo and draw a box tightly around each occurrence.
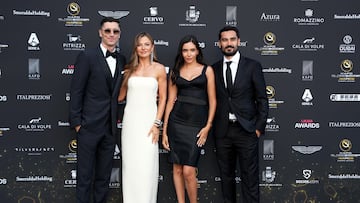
[1,0,359,202]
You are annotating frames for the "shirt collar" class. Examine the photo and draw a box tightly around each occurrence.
[100,43,115,57]
[223,51,240,64]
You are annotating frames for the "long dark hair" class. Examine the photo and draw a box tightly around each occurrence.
[170,35,205,83]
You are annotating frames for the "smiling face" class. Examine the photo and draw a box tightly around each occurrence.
[182,41,199,64]
[136,36,154,59]
[218,30,240,57]
[99,22,121,50]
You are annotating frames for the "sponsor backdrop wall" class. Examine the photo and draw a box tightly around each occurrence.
[1,0,359,202]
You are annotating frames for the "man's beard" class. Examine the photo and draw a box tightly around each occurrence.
[221,46,238,56]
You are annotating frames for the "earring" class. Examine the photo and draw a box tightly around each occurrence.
[150,51,154,64]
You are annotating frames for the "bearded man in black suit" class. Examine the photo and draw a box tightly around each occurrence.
[212,26,268,203]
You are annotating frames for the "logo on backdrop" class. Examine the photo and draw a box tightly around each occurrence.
[17,94,52,101]
[98,10,130,19]
[293,9,325,26]
[295,169,320,184]
[301,88,313,106]
[64,169,77,187]
[14,146,55,156]
[58,120,70,127]
[266,85,284,109]
[59,139,77,164]
[214,41,247,48]
[0,43,9,53]
[159,174,164,182]
[340,59,353,73]
[329,173,360,180]
[264,32,276,45]
[68,2,79,16]
[143,7,164,25]
[329,121,360,128]
[265,117,280,132]
[0,178,7,185]
[12,9,50,17]
[263,139,274,160]
[262,65,292,74]
[266,86,275,98]
[16,175,53,182]
[0,127,10,137]
[179,5,206,27]
[65,93,70,102]
[260,166,282,187]
[262,166,276,183]
[113,144,120,160]
[292,145,322,154]
[331,59,359,83]
[330,94,360,101]
[334,13,360,20]
[260,12,280,22]
[339,35,355,53]
[109,168,121,188]
[154,39,169,47]
[0,15,4,20]
[58,2,90,27]
[226,6,237,25]
[340,139,352,152]
[0,95,7,102]
[17,117,52,132]
[195,168,208,188]
[331,139,360,162]
[63,34,85,51]
[295,119,320,129]
[197,41,206,49]
[255,32,284,55]
[28,58,40,80]
[186,6,200,23]
[62,64,75,75]
[302,60,313,81]
[292,37,324,51]
[27,33,40,51]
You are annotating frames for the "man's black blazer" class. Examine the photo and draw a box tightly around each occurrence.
[69,46,125,136]
[212,55,268,137]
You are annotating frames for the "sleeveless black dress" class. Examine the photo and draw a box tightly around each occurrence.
[167,65,208,167]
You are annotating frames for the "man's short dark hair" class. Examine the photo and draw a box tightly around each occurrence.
[100,17,120,27]
[218,26,240,40]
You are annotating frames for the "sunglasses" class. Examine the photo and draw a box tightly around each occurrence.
[103,29,121,35]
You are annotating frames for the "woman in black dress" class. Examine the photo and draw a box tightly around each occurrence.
[162,35,216,203]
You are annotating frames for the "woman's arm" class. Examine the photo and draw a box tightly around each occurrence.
[205,65,217,128]
[196,66,217,147]
[149,63,168,143]
[162,71,178,151]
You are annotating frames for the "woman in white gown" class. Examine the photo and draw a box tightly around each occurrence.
[118,32,167,203]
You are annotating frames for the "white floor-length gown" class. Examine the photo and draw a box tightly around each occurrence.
[121,76,159,203]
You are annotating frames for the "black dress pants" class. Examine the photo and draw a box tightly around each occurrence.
[76,127,115,203]
[215,122,259,203]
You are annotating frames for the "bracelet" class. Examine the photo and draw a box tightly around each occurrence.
[154,119,163,128]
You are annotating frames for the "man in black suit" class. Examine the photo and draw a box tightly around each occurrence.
[212,26,268,203]
[69,17,126,203]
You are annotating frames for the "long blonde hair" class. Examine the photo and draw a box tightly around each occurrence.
[122,32,159,89]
